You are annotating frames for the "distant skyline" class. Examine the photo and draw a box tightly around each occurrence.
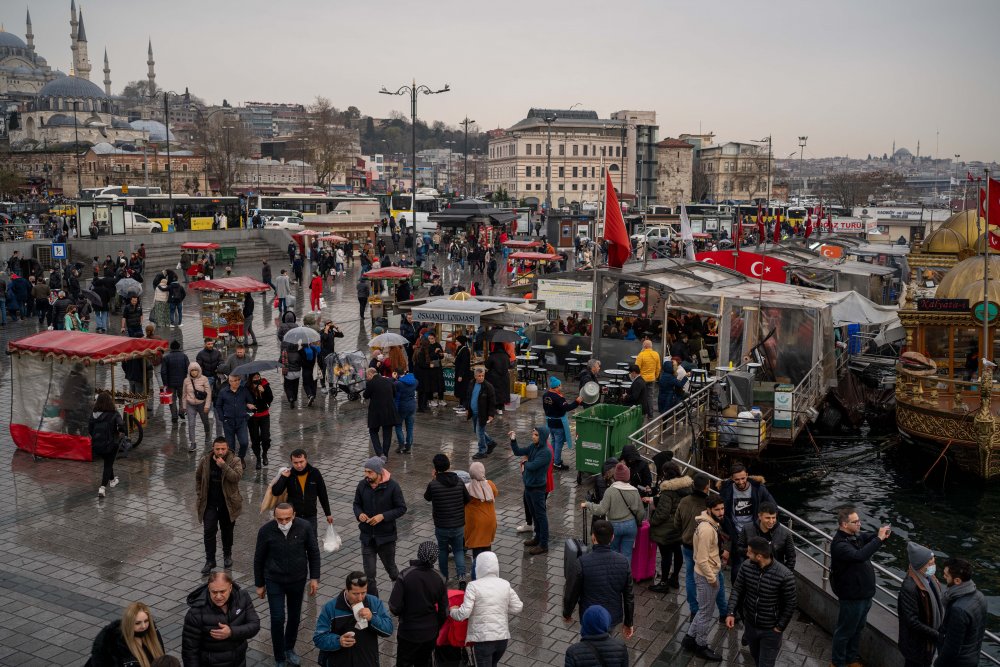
[5,0,999,161]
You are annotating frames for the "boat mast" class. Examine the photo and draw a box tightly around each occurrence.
[984,168,992,371]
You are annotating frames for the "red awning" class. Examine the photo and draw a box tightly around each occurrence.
[181,242,221,250]
[8,330,168,363]
[363,266,414,280]
[319,235,349,243]
[503,240,542,249]
[189,277,271,293]
[509,251,561,261]
[294,230,322,237]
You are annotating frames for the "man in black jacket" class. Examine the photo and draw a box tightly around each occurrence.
[452,335,472,412]
[182,571,260,667]
[159,340,190,422]
[624,364,650,416]
[720,463,776,577]
[389,541,448,667]
[829,506,891,667]
[215,374,256,464]
[254,503,320,667]
[271,449,333,535]
[736,502,796,571]
[897,541,943,667]
[424,454,471,582]
[565,605,629,667]
[725,536,797,667]
[936,557,987,667]
[563,520,635,639]
[353,457,407,597]
[363,368,399,460]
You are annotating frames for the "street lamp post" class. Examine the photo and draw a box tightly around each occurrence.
[460,117,476,197]
[544,114,556,213]
[159,89,189,228]
[71,100,82,196]
[379,79,450,253]
[444,140,455,194]
[797,136,808,201]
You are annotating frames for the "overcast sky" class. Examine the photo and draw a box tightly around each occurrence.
[9,0,998,161]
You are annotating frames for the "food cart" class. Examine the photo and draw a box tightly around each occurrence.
[503,239,542,251]
[7,330,167,461]
[189,276,270,342]
[363,266,414,328]
[181,242,220,280]
[292,230,322,256]
[508,251,561,286]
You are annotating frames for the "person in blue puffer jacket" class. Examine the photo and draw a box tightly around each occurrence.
[393,371,419,454]
[657,358,684,414]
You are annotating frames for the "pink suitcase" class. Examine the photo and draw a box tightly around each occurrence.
[631,511,657,582]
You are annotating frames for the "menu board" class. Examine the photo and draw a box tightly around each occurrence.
[537,279,593,312]
[616,279,648,317]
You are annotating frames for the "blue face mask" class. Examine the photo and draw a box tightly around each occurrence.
[925,564,936,577]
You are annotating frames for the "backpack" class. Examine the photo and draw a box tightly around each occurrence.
[169,282,186,303]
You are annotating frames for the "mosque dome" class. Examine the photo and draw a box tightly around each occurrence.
[44,114,75,127]
[0,32,28,49]
[129,119,173,141]
[924,227,968,254]
[38,75,108,100]
[935,255,1000,300]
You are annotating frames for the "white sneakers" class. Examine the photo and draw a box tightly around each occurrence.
[109,477,120,488]
[98,486,106,498]
[515,523,532,533]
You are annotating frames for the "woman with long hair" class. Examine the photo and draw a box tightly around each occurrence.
[89,601,165,667]
[387,345,408,375]
[89,391,124,499]
[64,304,83,331]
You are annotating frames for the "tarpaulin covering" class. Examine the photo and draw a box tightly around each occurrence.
[189,277,271,293]
[509,252,561,261]
[8,330,168,362]
[503,240,542,249]
[180,242,220,250]
[363,267,414,279]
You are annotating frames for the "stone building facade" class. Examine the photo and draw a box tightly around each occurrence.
[655,138,694,209]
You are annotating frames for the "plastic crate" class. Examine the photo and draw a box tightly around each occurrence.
[572,404,643,474]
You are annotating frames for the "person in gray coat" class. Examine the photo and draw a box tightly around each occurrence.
[274,269,292,315]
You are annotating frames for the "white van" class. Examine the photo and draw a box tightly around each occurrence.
[124,211,162,233]
[630,225,675,252]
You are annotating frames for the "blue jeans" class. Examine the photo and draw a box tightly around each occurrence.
[277,297,287,315]
[222,420,250,458]
[169,302,182,325]
[551,427,569,465]
[473,417,492,454]
[435,526,466,579]
[265,579,305,662]
[831,598,872,667]
[94,310,109,331]
[525,488,549,548]
[394,409,415,449]
[681,545,727,616]
[610,518,638,560]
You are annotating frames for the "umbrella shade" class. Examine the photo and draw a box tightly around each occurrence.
[116,278,143,296]
[231,360,281,376]
[368,332,408,348]
[487,329,520,343]
[79,289,102,308]
[283,326,321,345]
[319,234,349,243]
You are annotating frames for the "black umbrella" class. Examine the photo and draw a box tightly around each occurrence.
[79,289,102,308]
[488,329,520,343]
[232,360,281,376]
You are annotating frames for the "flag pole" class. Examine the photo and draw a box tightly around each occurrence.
[591,156,605,361]
[984,168,991,371]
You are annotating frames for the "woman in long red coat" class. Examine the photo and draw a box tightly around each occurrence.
[309,270,323,311]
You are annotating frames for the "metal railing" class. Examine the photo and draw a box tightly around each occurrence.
[788,357,827,437]
[627,446,1000,665]
[627,378,716,453]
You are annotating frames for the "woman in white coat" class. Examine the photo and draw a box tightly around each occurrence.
[449,551,523,667]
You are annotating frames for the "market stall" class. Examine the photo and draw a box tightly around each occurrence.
[189,276,270,342]
[180,242,220,280]
[7,330,167,461]
[363,266,415,328]
[508,251,561,286]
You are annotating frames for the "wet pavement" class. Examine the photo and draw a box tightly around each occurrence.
[0,254,832,666]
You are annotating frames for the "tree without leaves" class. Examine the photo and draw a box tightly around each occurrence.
[0,167,25,198]
[190,112,253,195]
[692,170,710,202]
[826,170,904,210]
[301,97,358,188]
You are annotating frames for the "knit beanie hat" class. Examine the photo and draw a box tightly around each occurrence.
[549,376,561,389]
[907,541,933,570]
[417,540,438,566]
[363,456,384,476]
[614,462,630,482]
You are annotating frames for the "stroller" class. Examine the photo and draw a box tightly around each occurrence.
[326,350,368,401]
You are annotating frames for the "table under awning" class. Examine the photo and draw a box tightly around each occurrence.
[188,277,271,293]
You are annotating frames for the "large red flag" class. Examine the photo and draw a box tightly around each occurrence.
[773,211,781,244]
[603,171,631,268]
[735,214,743,251]
[979,177,1000,225]
[756,203,765,242]
[804,216,813,239]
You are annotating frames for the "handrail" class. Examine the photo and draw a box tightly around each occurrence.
[627,378,716,452]
[789,357,826,435]
[627,450,1000,665]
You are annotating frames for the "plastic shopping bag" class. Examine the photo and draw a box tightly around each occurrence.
[324,524,342,553]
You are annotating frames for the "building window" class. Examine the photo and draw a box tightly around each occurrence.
[558,184,564,190]
[591,167,595,177]
[536,184,541,190]
[615,146,621,158]
[591,184,596,190]
[558,167,565,178]
[526,144,532,156]
[535,166,541,177]
[572,167,578,178]
[572,184,578,190]
[583,145,588,157]
[572,145,579,157]
[526,166,531,177]
[558,145,565,156]
[536,143,542,155]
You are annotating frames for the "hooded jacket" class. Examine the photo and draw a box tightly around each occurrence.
[510,426,553,489]
[181,582,260,667]
[89,618,164,667]
[484,349,510,404]
[181,363,213,411]
[649,476,693,546]
[619,445,653,494]
[88,410,124,457]
[388,560,448,643]
[195,450,244,521]
[449,552,523,643]
[393,373,419,415]
[352,471,407,546]
[693,510,723,584]
[564,606,630,667]
[718,477,776,551]
[277,311,298,344]
[424,471,471,529]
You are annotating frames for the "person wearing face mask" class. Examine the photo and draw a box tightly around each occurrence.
[254,503,321,667]
[897,542,945,667]
[90,601,166,667]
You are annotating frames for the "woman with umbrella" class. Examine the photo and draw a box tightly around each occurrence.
[281,342,303,409]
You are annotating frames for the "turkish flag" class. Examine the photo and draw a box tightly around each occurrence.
[988,231,1000,251]
[773,212,781,244]
[603,171,631,268]
[979,177,1000,225]
[756,203,765,242]
[695,250,736,269]
[697,250,787,283]
[804,217,813,239]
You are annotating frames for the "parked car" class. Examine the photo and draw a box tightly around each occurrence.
[630,225,676,252]
[264,216,305,231]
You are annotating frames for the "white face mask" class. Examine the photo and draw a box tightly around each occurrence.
[277,521,293,535]
[925,564,936,577]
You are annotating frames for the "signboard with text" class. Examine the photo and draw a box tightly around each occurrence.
[537,279,593,312]
[616,279,649,317]
[917,298,969,312]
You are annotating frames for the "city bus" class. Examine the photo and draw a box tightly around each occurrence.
[119,195,242,231]
[253,193,375,216]
[81,186,163,200]
[786,206,808,227]
[389,192,442,233]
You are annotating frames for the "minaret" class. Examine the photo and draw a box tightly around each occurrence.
[70,0,78,63]
[103,49,111,96]
[25,8,34,52]
[146,39,156,95]
[75,8,91,80]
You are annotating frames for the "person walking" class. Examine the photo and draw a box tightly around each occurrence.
[582,463,643,560]
[313,571,395,667]
[270,449,333,535]
[262,258,275,292]
[89,391,124,499]
[388,542,449,667]
[393,370,419,454]
[484,344,510,416]
[159,340,189,423]
[363,367,399,460]
[648,461,693,592]
[448,552,523,667]
[563,519,635,638]
[89,601,166,667]
[543,376,583,471]
[564,605,630,667]
[424,454,471,584]
[182,571,260,667]
[121,294,143,337]
[829,506,891,667]
[452,335,472,413]
[682,494,726,662]
[936,557,988,667]
[737,502,797,571]
[509,425,553,555]
[196,437,245,574]
[353,457,407,597]
[281,341,303,409]
[214,374,255,466]
[301,341,320,407]
[242,292,257,346]
[182,362,213,451]
[254,502,321,667]
[897,541,944,667]
[466,367,498,460]
[309,270,323,312]
[720,463,776,577]
[247,372,273,468]
[274,269,292,315]
[464,461,498,580]
[319,321,344,391]
[357,277,370,321]
[724,536,797,667]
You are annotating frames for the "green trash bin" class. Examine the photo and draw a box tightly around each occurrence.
[217,247,238,263]
[572,404,644,475]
